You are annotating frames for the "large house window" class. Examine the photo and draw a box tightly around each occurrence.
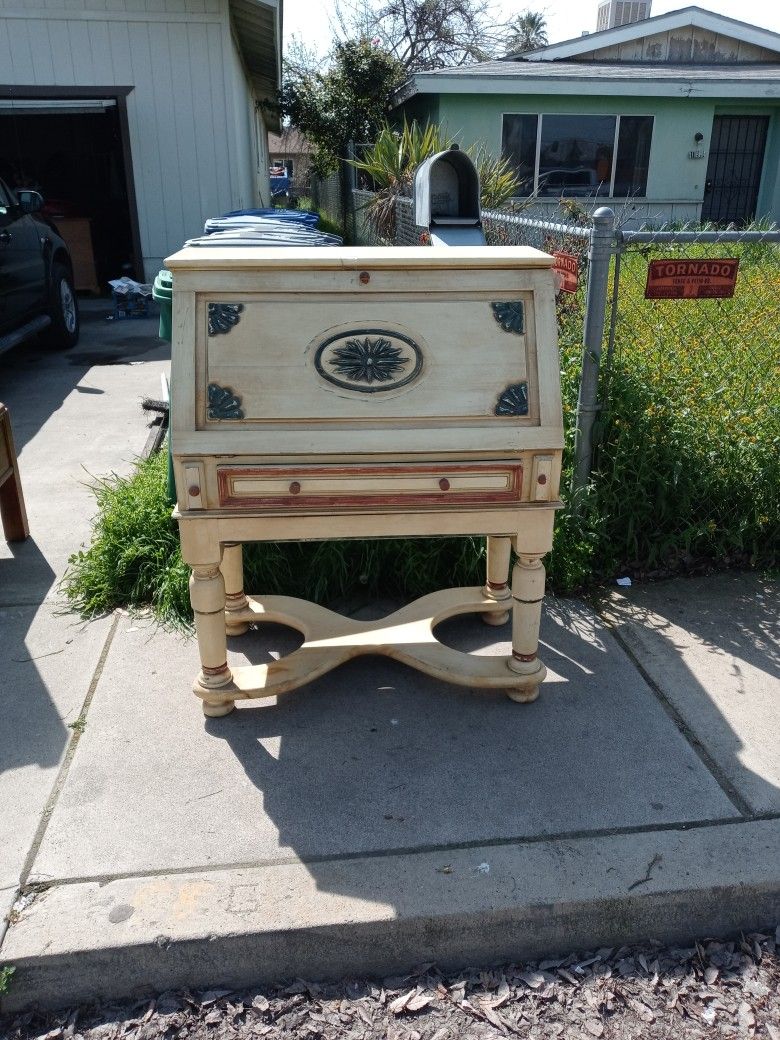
[502,114,653,198]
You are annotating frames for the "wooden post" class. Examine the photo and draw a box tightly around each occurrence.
[190,562,235,717]
[0,403,29,543]
[482,535,511,626]
[221,542,250,636]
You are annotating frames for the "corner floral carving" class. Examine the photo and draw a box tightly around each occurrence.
[207,382,244,420]
[208,303,244,336]
[495,382,529,416]
[491,301,524,335]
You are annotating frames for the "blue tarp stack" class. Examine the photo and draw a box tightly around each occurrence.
[186,208,342,248]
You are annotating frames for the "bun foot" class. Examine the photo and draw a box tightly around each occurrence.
[506,685,540,703]
[482,609,510,626]
[226,621,251,636]
[202,698,236,717]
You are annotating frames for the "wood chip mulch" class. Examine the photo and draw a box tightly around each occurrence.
[3,928,779,1040]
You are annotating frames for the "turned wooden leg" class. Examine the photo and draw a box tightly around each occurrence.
[506,553,546,703]
[482,535,512,626]
[0,405,29,542]
[190,562,235,717]
[221,542,250,636]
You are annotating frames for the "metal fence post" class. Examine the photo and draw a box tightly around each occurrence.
[572,206,615,498]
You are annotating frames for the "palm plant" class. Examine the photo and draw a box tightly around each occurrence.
[350,119,446,240]
[471,145,522,210]
[350,119,520,239]
[506,10,548,54]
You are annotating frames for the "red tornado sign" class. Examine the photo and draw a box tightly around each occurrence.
[553,251,579,293]
[645,258,740,299]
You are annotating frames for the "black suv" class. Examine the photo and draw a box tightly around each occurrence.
[0,176,79,356]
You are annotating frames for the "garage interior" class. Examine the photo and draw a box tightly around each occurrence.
[0,97,138,292]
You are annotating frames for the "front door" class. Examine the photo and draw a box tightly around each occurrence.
[701,115,769,225]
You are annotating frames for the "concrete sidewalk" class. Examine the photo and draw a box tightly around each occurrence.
[1,307,778,1013]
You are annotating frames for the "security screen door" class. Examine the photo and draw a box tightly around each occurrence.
[701,115,769,224]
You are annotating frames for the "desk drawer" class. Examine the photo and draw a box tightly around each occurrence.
[217,463,522,511]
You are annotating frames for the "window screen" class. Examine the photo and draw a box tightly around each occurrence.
[613,116,652,197]
[501,113,653,198]
[501,114,538,196]
[538,114,616,197]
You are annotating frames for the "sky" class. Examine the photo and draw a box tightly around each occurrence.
[283,0,780,60]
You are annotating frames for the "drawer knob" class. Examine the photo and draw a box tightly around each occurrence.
[359,271,370,284]
[188,485,201,497]
[289,481,301,495]
[438,478,451,492]
[537,473,547,486]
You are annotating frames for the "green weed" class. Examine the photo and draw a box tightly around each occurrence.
[67,714,87,734]
[0,965,15,995]
[297,197,344,239]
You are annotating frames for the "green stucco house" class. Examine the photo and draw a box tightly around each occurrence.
[394,6,780,227]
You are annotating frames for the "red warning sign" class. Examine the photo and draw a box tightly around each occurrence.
[553,251,579,293]
[645,258,739,299]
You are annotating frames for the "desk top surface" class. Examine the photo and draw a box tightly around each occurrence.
[165,244,554,272]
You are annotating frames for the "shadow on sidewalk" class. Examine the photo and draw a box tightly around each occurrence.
[1,307,167,455]
[0,540,68,816]
[202,588,778,909]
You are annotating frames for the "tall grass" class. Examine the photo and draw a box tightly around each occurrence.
[63,452,486,628]
[589,241,779,577]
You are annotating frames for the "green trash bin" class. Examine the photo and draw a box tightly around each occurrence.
[152,268,173,342]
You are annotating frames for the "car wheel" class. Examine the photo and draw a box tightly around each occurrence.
[43,263,80,349]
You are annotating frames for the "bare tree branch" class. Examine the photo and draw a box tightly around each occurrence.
[332,0,511,72]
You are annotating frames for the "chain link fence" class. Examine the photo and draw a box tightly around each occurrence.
[346,188,780,581]
[597,224,780,575]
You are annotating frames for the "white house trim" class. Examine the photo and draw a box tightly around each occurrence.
[409,73,780,100]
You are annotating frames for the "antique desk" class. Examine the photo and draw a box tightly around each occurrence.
[166,245,563,716]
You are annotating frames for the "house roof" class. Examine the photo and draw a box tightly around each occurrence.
[514,6,780,62]
[396,59,780,102]
[395,6,780,105]
[230,0,282,112]
[268,128,312,155]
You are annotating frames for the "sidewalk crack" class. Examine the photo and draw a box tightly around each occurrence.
[597,605,755,818]
[1,611,121,950]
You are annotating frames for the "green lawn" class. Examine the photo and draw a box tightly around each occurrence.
[578,241,779,581]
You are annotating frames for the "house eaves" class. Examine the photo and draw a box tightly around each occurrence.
[229,0,282,100]
[515,6,780,62]
[396,61,780,102]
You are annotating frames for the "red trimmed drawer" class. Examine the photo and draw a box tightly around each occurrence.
[217,462,522,512]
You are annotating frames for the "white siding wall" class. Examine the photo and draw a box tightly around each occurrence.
[0,0,267,280]
[227,24,256,213]
[256,106,270,207]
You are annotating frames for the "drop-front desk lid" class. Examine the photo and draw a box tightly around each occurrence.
[166,245,563,459]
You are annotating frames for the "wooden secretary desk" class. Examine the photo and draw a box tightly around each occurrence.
[166,245,563,717]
